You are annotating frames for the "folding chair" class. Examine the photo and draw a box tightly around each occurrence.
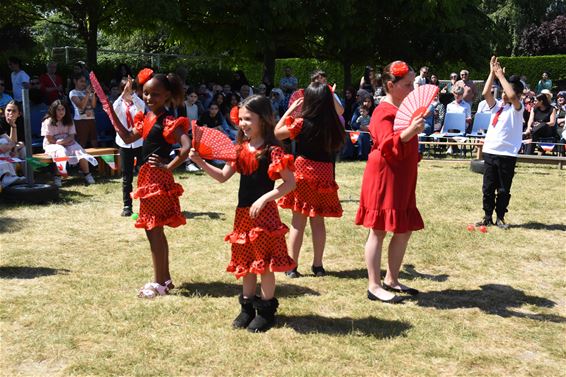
[468,112,491,138]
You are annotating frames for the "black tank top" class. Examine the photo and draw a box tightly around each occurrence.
[237,149,275,208]
[141,113,173,165]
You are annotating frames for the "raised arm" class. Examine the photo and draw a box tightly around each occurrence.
[482,56,497,109]
[274,97,303,140]
[105,100,142,144]
[493,58,522,111]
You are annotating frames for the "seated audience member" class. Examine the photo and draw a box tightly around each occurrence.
[360,66,376,93]
[555,91,566,154]
[239,84,252,100]
[414,66,429,89]
[440,72,458,106]
[0,101,27,188]
[222,84,232,95]
[446,86,472,130]
[373,74,385,105]
[0,78,13,110]
[350,94,375,160]
[212,92,229,117]
[270,88,285,121]
[197,84,212,109]
[184,90,204,124]
[477,85,497,113]
[42,100,95,186]
[69,72,98,148]
[231,70,249,93]
[524,93,557,154]
[255,83,268,97]
[197,102,224,132]
[534,72,552,94]
[39,61,65,104]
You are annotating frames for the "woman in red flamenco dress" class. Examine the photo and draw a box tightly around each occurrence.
[355,61,425,303]
[108,70,191,298]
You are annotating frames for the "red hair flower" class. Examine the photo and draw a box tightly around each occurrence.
[137,68,154,86]
[390,61,409,78]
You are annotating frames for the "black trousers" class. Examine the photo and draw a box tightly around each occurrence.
[482,152,517,219]
[120,146,143,208]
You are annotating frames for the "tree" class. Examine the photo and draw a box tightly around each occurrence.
[519,15,566,55]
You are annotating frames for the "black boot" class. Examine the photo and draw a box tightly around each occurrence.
[247,298,279,333]
[232,295,256,329]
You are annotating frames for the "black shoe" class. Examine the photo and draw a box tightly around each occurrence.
[285,268,301,278]
[247,298,279,333]
[121,206,133,217]
[233,295,256,329]
[367,290,404,304]
[495,218,510,230]
[475,216,494,227]
[311,265,326,277]
[382,283,419,296]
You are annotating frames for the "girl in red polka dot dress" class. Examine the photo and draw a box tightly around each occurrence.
[189,95,296,333]
[107,71,191,298]
[274,82,345,278]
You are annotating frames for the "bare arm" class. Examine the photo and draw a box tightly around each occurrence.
[482,56,497,109]
[547,108,556,127]
[188,148,236,183]
[105,100,142,144]
[333,93,344,116]
[526,109,535,131]
[153,128,190,171]
[493,58,521,111]
[274,98,303,140]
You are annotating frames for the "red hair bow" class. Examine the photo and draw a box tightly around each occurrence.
[137,68,154,86]
[390,61,409,78]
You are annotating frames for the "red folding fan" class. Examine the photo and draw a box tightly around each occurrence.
[393,84,439,132]
[288,89,304,118]
[89,71,120,131]
[192,122,237,161]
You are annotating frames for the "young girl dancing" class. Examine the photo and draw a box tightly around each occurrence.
[106,70,191,298]
[189,95,296,333]
[41,100,95,186]
[355,61,425,303]
[274,82,345,278]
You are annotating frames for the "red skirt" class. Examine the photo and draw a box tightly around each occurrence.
[131,164,186,230]
[278,156,342,217]
[225,201,296,279]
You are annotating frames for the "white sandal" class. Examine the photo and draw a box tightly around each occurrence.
[137,279,173,299]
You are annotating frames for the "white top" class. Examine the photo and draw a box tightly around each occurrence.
[414,75,427,87]
[476,100,491,113]
[112,94,144,148]
[69,89,95,120]
[185,102,199,123]
[482,100,524,157]
[11,70,30,102]
[446,100,471,119]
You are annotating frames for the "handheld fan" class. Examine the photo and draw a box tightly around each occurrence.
[89,71,120,131]
[393,84,439,131]
[192,122,237,162]
[288,89,304,118]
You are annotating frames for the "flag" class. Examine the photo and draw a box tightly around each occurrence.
[100,154,117,170]
[25,157,50,171]
[540,143,555,153]
[53,156,69,176]
[75,151,99,166]
[349,131,360,144]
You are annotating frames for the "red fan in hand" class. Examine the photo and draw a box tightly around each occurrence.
[288,89,304,118]
[393,84,439,131]
[192,122,237,161]
[89,71,120,131]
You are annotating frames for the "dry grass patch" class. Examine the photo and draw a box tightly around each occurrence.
[1,160,565,376]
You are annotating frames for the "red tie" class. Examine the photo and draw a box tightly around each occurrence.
[125,102,134,129]
[491,106,504,127]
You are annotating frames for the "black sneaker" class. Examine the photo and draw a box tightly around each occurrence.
[311,265,326,277]
[285,268,301,278]
[121,206,133,217]
[495,218,510,230]
[475,217,494,227]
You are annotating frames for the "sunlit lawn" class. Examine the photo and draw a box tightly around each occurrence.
[1,160,565,376]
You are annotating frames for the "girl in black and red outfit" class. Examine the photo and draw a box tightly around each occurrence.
[275,82,345,278]
[189,95,296,333]
[107,69,191,298]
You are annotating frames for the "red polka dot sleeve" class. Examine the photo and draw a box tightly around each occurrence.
[285,117,304,140]
[268,146,295,181]
[162,116,190,144]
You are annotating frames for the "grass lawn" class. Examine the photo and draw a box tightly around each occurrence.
[1,160,565,377]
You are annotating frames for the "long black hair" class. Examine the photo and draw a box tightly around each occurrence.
[301,82,345,153]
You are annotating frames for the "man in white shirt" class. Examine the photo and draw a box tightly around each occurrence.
[476,56,525,229]
[414,66,429,89]
[8,57,29,103]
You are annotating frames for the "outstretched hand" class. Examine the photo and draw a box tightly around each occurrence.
[288,97,304,113]
[188,148,203,165]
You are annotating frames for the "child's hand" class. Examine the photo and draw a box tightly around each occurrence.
[249,197,267,219]
[288,97,303,112]
[148,154,168,170]
[189,148,203,165]
[489,56,497,73]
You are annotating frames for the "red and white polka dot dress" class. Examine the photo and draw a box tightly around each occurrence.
[225,143,296,279]
[278,118,343,218]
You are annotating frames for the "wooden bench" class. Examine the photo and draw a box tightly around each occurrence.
[32,147,121,176]
[419,140,485,159]
[475,144,565,169]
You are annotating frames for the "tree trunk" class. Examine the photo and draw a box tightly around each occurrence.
[86,22,98,69]
[262,48,276,87]
[342,60,352,92]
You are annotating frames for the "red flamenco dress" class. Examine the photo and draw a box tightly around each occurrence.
[225,143,297,279]
[131,111,189,230]
[278,117,343,218]
[355,102,424,233]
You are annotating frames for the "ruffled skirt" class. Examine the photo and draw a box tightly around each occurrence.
[278,157,342,217]
[225,201,296,279]
[355,207,424,233]
[131,164,186,230]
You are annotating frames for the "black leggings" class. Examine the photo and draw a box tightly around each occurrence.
[120,146,143,208]
[482,152,517,220]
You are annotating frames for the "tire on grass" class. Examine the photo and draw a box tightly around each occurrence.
[470,159,485,175]
[3,183,59,204]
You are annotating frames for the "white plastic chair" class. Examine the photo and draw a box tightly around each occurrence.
[468,112,491,138]
[441,112,467,137]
